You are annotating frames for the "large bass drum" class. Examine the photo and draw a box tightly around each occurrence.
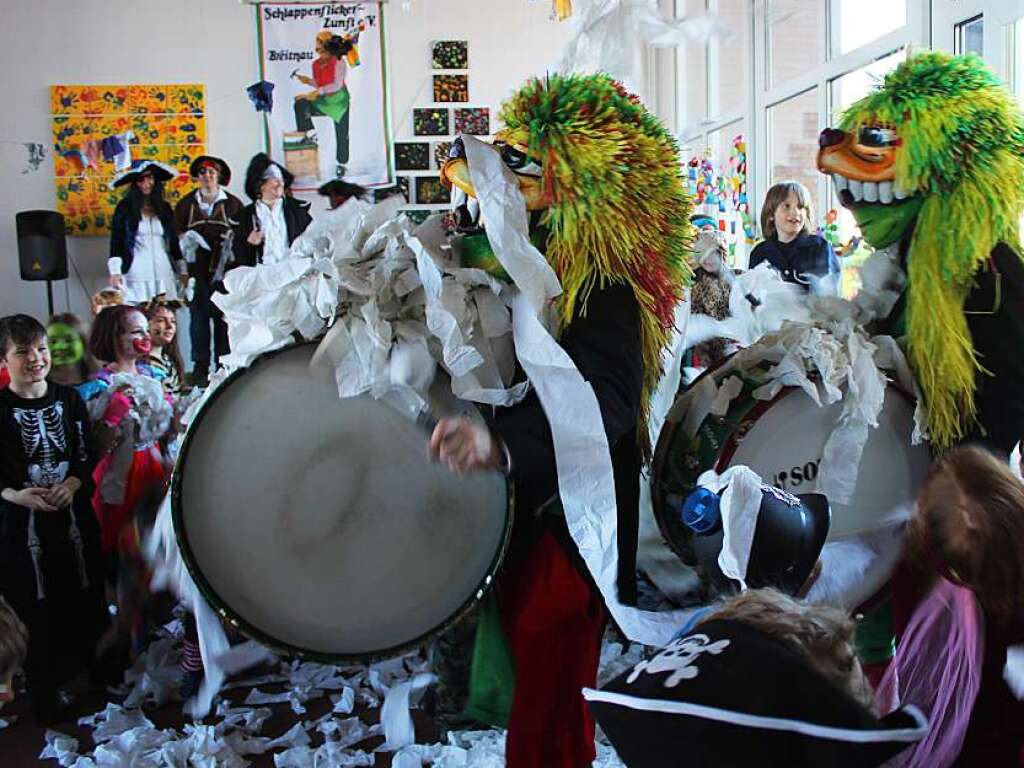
[652,356,931,594]
[171,342,511,662]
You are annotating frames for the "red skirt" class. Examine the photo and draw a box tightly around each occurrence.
[92,444,167,553]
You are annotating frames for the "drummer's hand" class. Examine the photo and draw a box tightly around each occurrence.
[429,416,502,475]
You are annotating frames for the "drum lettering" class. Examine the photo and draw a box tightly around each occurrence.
[772,461,821,489]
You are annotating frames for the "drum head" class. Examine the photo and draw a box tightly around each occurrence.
[653,362,930,566]
[172,343,511,661]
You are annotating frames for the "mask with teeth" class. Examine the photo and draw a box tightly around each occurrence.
[817,51,1024,447]
[439,72,695,441]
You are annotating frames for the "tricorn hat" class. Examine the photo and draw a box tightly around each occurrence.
[584,619,927,768]
[243,152,294,200]
[189,155,231,186]
[112,159,177,188]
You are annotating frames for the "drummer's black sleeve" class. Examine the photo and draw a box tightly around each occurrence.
[491,282,644,503]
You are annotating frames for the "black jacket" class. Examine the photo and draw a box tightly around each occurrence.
[233,197,312,267]
[878,240,1024,456]
[963,243,1024,455]
[748,233,840,292]
[488,281,644,603]
[109,197,183,275]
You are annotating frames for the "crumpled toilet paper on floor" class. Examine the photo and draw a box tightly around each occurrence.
[37,624,640,767]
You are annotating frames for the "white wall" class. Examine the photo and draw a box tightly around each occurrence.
[0,0,262,321]
[0,0,574,323]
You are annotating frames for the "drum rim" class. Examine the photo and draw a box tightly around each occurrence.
[651,357,921,563]
[171,340,515,664]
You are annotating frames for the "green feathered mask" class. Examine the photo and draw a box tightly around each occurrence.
[838,51,1024,447]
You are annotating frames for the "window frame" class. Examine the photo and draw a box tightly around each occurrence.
[673,0,926,265]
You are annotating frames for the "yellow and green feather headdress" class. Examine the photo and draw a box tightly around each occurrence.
[498,73,694,440]
[840,51,1024,447]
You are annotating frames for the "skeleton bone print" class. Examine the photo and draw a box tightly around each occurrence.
[13,401,72,488]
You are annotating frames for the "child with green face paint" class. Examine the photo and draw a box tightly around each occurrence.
[47,314,97,390]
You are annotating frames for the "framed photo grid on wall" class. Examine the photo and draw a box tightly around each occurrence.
[396,39,493,223]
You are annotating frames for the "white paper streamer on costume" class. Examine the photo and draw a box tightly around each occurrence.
[146,496,234,718]
[558,0,732,88]
[464,135,699,646]
[873,334,929,445]
[179,230,211,266]
[694,466,764,587]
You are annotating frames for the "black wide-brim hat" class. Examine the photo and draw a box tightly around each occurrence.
[692,487,831,596]
[112,159,177,188]
[189,155,231,186]
[243,152,294,200]
[584,619,927,768]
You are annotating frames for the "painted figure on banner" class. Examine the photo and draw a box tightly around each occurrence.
[258,2,388,189]
[292,30,356,178]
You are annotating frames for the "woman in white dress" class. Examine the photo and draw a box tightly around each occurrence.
[108,160,186,304]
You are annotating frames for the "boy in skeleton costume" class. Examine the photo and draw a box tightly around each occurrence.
[0,315,106,723]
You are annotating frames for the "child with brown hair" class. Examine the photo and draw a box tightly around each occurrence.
[701,588,873,707]
[0,314,108,723]
[749,181,840,293]
[885,445,1024,767]
[587,587,927,768]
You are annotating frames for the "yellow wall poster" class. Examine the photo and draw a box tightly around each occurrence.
[50,84,206,236]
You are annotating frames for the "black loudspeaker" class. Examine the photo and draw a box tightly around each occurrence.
[17,210,68,281]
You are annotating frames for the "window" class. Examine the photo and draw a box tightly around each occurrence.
[711,0,751,119]
[829,49,905,112]
[956,14,984,56]
[768,88,821,220]
[832,0,907,56]
[669,0,919,267]
[1009,19,1024,103]
[827,50,906,244]
[676,0,709,134]
[702,120,752,264]
[767,0,820,88]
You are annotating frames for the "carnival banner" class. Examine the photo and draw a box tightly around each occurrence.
[257,1,389,190]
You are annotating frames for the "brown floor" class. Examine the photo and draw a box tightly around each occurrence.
[0,673,440,766]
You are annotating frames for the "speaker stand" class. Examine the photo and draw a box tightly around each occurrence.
[45,280,54,317]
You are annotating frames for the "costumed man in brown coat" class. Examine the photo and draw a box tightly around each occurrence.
[173,156,243,385]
